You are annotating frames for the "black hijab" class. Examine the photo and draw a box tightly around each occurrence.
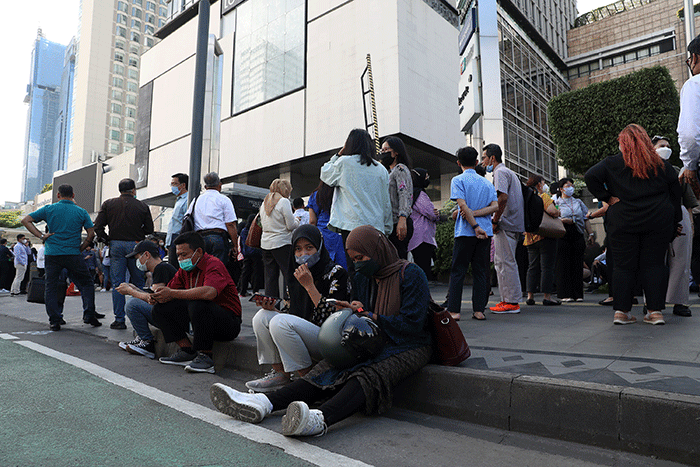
[412,168,430,207]
[287,224,335,321]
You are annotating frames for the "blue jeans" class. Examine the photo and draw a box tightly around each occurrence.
[110,240,145,322]
[447,236,491,314]
[202,233,228,266]
[125,296,156,341]
[45,255,96,325]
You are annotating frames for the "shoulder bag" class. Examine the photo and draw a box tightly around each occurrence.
[245,213,262,249]
[428,301,471,366]
[537,212,566,238]
[179,196,198,234]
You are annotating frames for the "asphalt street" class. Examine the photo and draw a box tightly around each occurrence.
[0,287,691,466]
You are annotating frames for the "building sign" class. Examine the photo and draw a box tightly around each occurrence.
[458,4,476,55]
[222,0,245,15]
[458,36,482,133]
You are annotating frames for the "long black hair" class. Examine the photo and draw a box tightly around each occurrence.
[344,129,376,166]
[313,181,334,215]
[382,136,412,169]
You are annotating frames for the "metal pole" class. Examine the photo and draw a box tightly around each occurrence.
[188,0,211,198]
[685,0,696,49]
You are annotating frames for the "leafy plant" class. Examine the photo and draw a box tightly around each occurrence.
[433,200,457,277]
[0,211,22,228]
[548,66,680,175]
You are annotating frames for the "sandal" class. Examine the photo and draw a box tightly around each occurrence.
[449,312,461,321]
[472,311,486,320]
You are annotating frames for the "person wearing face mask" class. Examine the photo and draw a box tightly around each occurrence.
[94,178,155,330]
[116,240,178,358]
[150,231,242,373]
[523,175,561,306]
[166,173,189,268]
[380,136,414,259]
[246,224,349,393]
[210,225,431,438]
[554,177,594,302]
[678,34,700,199]
[652,136,697,317]
[10,234,30,296]
[585,124,682,325]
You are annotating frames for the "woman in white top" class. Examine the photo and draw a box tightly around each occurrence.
[260,179,300,298]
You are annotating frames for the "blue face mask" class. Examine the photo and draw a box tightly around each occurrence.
[171,186,180,196]
[294,240,323,268]
[563,186,575,197]
[486,165,494,173]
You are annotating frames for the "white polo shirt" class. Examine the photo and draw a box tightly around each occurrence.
[187,188,237,231]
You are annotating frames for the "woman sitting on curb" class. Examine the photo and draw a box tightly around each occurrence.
[210,225,432,437]
[246,224,349,393]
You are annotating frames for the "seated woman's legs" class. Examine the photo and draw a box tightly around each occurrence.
[269,313,322,376]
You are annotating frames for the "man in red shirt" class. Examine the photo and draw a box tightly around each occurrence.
[151,231,241,373]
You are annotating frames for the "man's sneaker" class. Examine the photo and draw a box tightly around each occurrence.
[281,401,327,437]
[245,370,291,393]
[210,383,272,423]
[127,339,156,359]
[490,302,520,313]
[110,321,127,330]
[159,348,196,366]
[119,337,142,351]
[643,312,665,325]
[185,352,215,373]
[613,311,637,325]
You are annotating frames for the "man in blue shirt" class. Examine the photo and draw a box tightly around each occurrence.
[446,147,498,321]
[166,173,189,268]
[21,184,102,331]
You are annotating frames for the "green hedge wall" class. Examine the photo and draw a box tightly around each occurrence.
[548,66,680,174]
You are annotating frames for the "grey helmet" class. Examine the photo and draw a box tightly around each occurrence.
[318,308,384,368]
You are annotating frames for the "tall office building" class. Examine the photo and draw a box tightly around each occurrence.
[67,0,169,171]
[21,30,66,202]
[458,0,576,181]
[54,37,77,173]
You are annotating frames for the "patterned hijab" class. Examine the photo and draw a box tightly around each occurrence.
[345,225,408,317]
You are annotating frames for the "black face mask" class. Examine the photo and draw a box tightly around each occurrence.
[380,152,394,169]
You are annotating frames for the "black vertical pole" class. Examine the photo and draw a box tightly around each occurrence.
[188,0,211,198]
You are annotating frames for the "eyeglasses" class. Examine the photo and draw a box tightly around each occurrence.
[687,55,694,72]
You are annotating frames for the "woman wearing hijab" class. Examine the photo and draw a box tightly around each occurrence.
[585,124,682,325]
[259,179,300,298]
[307,181,347,268]
[407,168,439,281]
[247,225,349,393]
[210,225,432,437]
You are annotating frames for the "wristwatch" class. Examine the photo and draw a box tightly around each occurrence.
[471,223,479,229]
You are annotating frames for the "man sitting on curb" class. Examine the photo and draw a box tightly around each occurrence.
[115,240,178,359]
[151,231,242,373]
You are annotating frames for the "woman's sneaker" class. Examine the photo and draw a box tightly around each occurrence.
[159,348,196,366]
[118,337,141,351]
[245,370,291,393]
[126,339,156,359]
[210,383,272,423]
[613,311,637,325]
[281,401,327,437]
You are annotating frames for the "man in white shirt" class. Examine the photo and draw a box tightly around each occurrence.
[187,172,239,266]
[679,35,700,197]
[292,198,310,225]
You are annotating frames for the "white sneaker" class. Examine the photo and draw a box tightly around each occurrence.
[281,401,327,437]
[118,337,142,351]
[210,383,272,423]
[100,288,107,292]
[0,289,9,293]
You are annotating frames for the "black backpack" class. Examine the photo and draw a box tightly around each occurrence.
[521,183,544,233]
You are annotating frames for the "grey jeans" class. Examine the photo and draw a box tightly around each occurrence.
[494,229,522,303]
[251,308,322,373]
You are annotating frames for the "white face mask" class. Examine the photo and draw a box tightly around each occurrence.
[656,147,672,160]
[136,254,149,272]
[542,183,550,194]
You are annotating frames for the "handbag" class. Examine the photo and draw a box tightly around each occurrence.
[428,301,471,366]
[245,213,262,249]
[179,196,199,234]
[537,212,565,239]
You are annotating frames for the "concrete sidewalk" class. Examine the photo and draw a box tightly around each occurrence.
[2,285,700,464]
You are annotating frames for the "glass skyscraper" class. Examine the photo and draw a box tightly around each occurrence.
[22,30,66,202]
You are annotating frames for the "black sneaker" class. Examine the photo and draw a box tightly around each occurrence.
[110,321,127,330]
[159,348,196,366]
[185,352,215,373]
[127,339,156,359]
[94,312,106,319]
[119,337,141,351]
[50,323,60,331]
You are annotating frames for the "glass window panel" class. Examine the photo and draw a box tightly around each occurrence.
[117,1,128,12]
[114,63,125,74]
[113,77,124,87]
[114,52,124,62]
[117,13,127,24]
[131,32,140,42]
[125,133,135,144]
[132,7,142,18]
[147,1,156,11]
[146,13,156,24]
[126,94,137,105]
[650,45,660,55]
[116,26,127,37]
[112,103,122,114]
[590,61,599,71]
[602,57,613,68]
[116,41,125,50]
[637,47,649,58]
[126,120,135,131]
[110,143,120,154]
[111,116,121,127]
[127,81,138,92]
[111,130,121,140]
[613,55,624,65]
[129,69,138,80]
[624,51,636,63]
[132,19,141,30]
[112,90,122,100]
[129,57,139,67]
[145,25,155,35]
[145,37,154,47]
[133,0,142,5]
[126,107,136,118]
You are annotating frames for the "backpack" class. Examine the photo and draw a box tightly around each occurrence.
[521,183,544,233]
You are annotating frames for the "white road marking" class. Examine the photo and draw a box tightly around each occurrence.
[15,340,372,467]
[0,333,19,340]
